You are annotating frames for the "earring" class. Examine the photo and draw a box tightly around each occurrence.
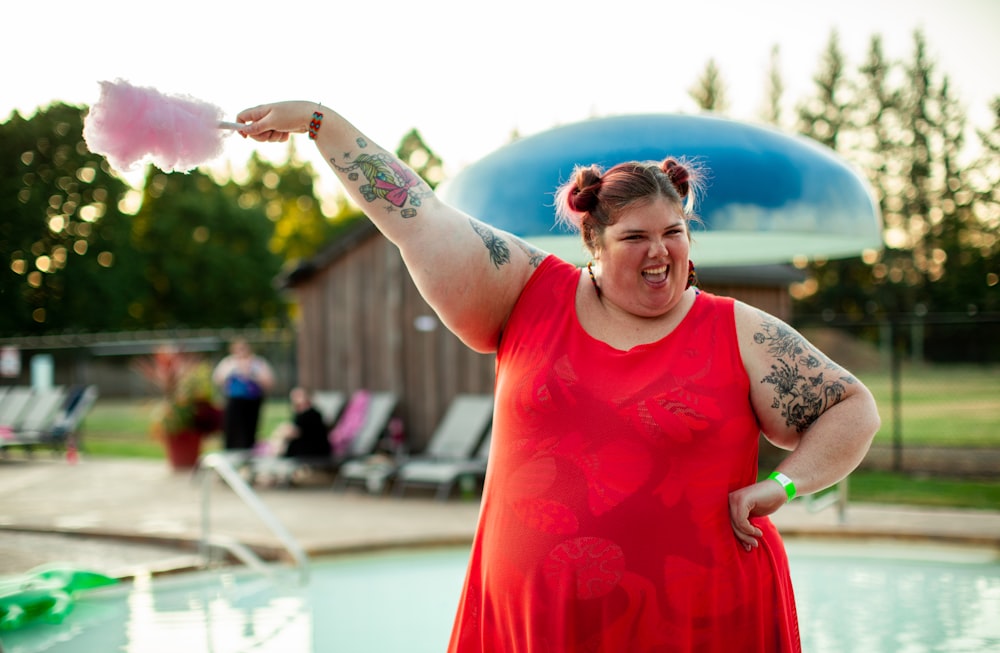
[686,260,698,290]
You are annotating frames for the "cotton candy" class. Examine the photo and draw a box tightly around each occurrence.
[83,79,231,173]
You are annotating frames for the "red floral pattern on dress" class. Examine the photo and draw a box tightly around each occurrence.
[543,537,625,600]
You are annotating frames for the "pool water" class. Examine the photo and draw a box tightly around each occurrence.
[2,539,998,653]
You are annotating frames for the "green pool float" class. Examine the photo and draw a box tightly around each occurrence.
[0,564,117,630]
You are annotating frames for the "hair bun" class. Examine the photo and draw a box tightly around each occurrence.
[566,186,582,213]
[662,158,690,199]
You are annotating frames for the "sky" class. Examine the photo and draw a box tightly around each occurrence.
[4,0,999,202]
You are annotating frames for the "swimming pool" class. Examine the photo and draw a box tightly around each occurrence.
[3,538,998,653]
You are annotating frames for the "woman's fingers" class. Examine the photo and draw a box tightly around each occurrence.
[236,104,272,127]
[729,483,773,551]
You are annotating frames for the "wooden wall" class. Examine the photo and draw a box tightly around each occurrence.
[290,229,495,452]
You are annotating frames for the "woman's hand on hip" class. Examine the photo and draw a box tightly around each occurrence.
[728,480,788,551]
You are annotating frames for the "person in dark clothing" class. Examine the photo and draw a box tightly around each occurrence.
[281,387,332,459]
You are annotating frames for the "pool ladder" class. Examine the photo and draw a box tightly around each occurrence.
[803,477,849,524]
[197,452,310,584]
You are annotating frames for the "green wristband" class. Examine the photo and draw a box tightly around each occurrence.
[768,471,797,501]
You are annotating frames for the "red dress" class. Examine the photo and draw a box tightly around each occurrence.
[448,256,800,652]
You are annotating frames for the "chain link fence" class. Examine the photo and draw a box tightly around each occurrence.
[787,312,1000,478]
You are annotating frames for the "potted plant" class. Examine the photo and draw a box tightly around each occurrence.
[132,346,222,470]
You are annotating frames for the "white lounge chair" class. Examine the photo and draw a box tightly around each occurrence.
[336,394,493,496]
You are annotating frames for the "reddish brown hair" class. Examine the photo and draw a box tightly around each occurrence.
[554,157,702,251]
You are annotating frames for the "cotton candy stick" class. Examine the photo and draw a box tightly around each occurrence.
[83,79,239,173]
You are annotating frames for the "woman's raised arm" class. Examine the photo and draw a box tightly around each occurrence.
[236,101,546,353]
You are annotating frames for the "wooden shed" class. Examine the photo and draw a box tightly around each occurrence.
[281,219,801,452]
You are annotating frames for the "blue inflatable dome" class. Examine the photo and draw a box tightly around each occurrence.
[437,114,883,266]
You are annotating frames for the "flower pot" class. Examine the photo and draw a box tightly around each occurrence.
[164,430,202,470]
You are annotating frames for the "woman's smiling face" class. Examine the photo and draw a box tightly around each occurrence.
[592,196,691,318]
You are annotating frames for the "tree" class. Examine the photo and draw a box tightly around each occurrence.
[236,143,339,265]
[689,59,730,113]
[793,31,877,322]
[793,30,1000,361]
[128,167,286,329]
[0,103,137,335]
[759,45,786,127]
[796,30,851,150]
[397,128,444,189]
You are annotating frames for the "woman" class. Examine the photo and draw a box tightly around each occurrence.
[212,337,275,451]
[236,102,880,652]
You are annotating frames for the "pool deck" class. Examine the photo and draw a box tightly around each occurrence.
[1,456,998,578]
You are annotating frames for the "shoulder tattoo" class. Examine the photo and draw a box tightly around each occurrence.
[329,141,433,218]
[754,318,855,433]
[469,219,511,269]
[513,237,545,268]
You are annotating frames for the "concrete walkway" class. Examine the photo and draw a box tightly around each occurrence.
[1,456,998,578]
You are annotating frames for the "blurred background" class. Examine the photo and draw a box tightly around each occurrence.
[1,0,997,506]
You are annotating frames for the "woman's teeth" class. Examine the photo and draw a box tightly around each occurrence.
[642,266,668,282]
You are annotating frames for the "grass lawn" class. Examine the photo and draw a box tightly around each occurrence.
[68,364,1000,511]
[865,364,1000,448]
[76,398,291,459]
[847,470,1000,511]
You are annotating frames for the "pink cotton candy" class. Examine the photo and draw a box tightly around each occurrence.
[83,79,230,173]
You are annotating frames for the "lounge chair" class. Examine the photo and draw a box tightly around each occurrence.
[394,430,492,500]
[47,385,100,448]
[0,385,98,455]
[0,387,35,432]
[336,393,493,496]
[253,390,399,486]
[11,386,67,437]
[311,391,347,426]
[331,391,400,465]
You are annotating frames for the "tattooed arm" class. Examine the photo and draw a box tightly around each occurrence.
[727,301,880,550]
[235,101,545,353]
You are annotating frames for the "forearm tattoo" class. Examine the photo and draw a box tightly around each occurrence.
[329,137,433,218]
[755,319,855,432]
[470,219,511,269]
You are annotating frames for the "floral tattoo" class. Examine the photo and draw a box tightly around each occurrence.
[329,138,432,218]
[755,319,854,432]
[470,219,511,269]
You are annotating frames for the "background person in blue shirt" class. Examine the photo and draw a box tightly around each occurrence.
[212,338,275,451]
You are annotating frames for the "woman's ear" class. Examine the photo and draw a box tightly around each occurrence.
[583,224,599,254]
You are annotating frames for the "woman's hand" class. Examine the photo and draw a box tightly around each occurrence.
[236,101,316,143]
[728,479,788,551]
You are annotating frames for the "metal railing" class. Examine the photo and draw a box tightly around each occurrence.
[802,478,849,524]
[198,452,310,584]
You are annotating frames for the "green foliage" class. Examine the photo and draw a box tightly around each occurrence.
[239,145,339,263]
[688,59,730,113]
[128,168,286,328]
[794,29,1000,362]
[0,106,352,335]
[396,128,444,189]
[0,103,135,334]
